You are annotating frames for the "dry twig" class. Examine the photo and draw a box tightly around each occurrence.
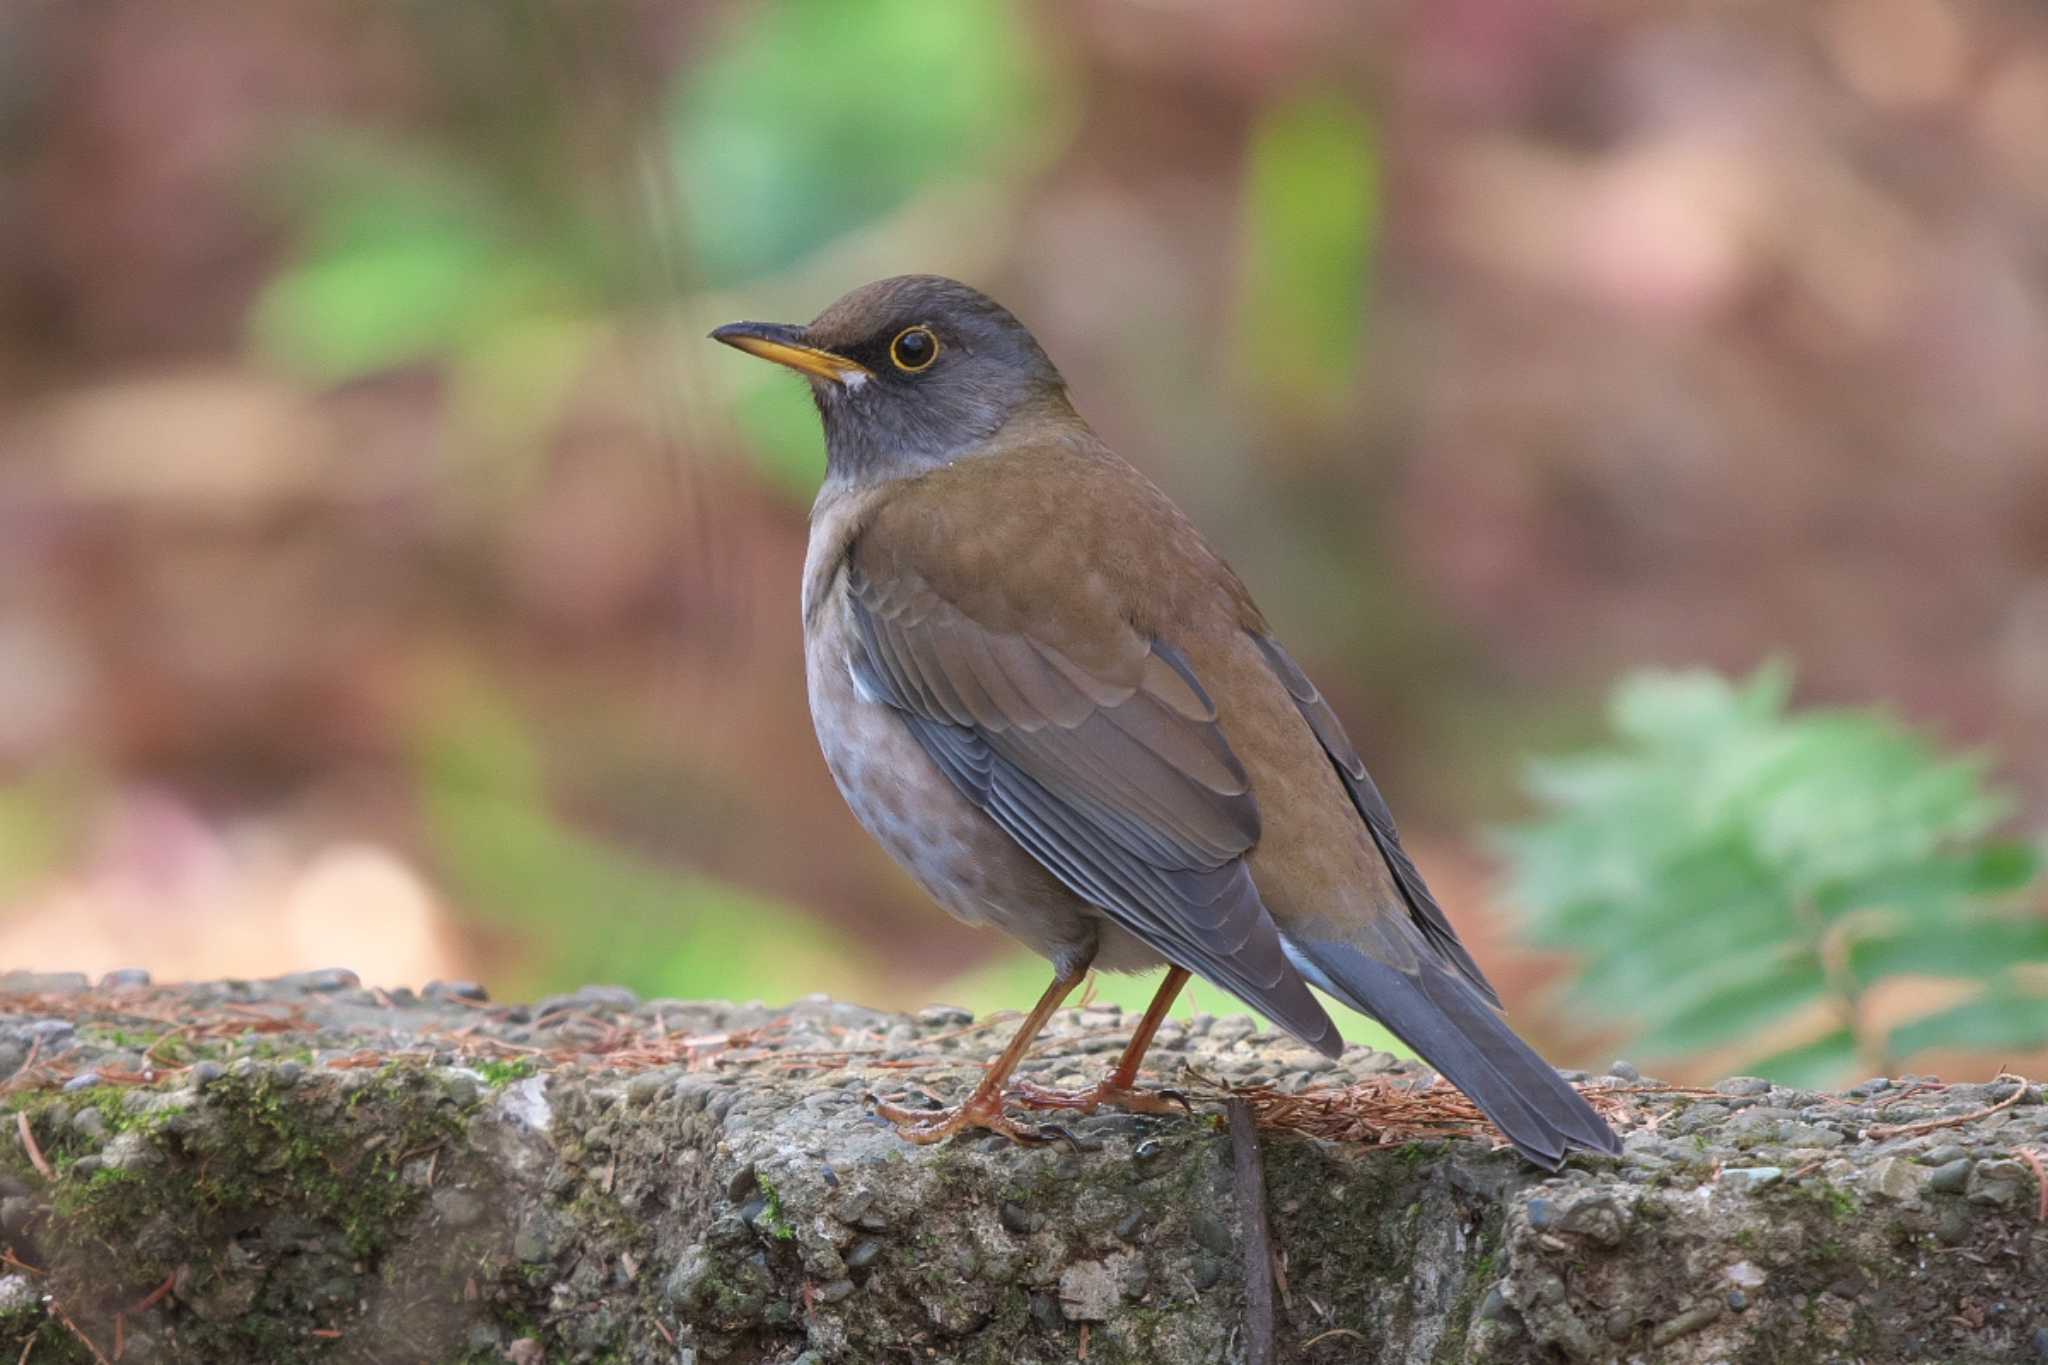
[1865,1074,2030,1141]
[16,1112,51,1181]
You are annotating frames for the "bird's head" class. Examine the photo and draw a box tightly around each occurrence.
[711,275,1070,485]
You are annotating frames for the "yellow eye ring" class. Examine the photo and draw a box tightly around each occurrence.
[889,325,940,373]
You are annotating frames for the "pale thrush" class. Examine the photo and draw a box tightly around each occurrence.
[712,275,1620,1168]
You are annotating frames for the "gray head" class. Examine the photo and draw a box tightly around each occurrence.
[711,275,1070,485]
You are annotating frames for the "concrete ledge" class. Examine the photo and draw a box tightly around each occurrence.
[0,972,2043,1363]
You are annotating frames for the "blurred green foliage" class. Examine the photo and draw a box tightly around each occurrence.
[1239,93,1379,415]
[249,160,598,381]
[415,672,879,1005]
[1498,664,2047,1086]
[672,0,1053,283]
[0,773,76,909]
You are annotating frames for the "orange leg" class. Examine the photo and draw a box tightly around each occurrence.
[1009,966,1192,1116]
[869,966,1084,1144]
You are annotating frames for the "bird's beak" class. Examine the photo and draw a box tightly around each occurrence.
[709,321,872,386]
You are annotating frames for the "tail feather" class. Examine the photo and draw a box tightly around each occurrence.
[1285,937,1621,1169]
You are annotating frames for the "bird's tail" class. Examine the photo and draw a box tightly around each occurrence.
[1283,936,1621,1170]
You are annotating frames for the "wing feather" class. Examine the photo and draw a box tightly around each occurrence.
[844,555,1338,1056]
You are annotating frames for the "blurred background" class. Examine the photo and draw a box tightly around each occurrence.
[2,0,2046,1086]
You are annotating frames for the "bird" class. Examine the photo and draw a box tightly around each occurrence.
[711,275,1621,1169]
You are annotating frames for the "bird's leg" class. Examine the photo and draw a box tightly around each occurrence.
[1009,966,1192,1116]
[868,966,1083,1145]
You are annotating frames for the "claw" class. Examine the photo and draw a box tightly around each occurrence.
[865,1087,1050,1146]
[1032,1122,1083,1153]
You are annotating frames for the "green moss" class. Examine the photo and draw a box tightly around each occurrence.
[475,1058,539,1088]
[756,1175,796,1241]
[8,1062,478,1363]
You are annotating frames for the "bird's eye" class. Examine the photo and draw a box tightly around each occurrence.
[889,325,939,373]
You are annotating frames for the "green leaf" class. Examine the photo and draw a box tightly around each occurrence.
[1745,1028,1860,1090]
[1501,660,2042,1067]
[1889,993,2048,1057]
[1847,915,2048,983]
[1969,841,2043,894]
[1636,961,1827,1056]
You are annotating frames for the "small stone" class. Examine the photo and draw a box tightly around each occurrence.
[1190,1254,1225,1290]
[504,1339,544,1365]
[23,1020,74,1047]
[1210,1015,1257,1044]
[816,1277,856,1304]
[1721,1167,1783,1191]
[574,983,640,1011]
[433,1189,486,1228]
[915,1004,973,1028]
[61,1072,101,1094]
[999,1202,1043,1235]
[273,968,359,993]
[1967,1159,2027,1208]
[1650,1300,1723,1348]
[274,1061,304,1087]
[0,1276,36,1315]
[1191,1211,1233,1256]
[1025,1291,1064,1332]
[1723,1260,1766,1289]
[845,1238,884,1271]
[1058,1259,1120,1321]
[1132,1138,1166,1163]
[2033,1326,2048,1359]
[1478,1286,1515,1322]
[1525,1198,1558,1229]
[1865,1157,1928,1203]
[1558,1196,1629,1246]
[513,1216,555,1263]
[625,1072,667,1106]
[1608,1060,1641,1082]
[70,1108,107,1142]
[189,1060,224,1091]
[1716,1077,1773,1097]
[98,968,151,990]
[1727,1290,1749,1312]
[1919,1144,1968,1167]
[1114,1210,1147,1243]
[423,979,489,1002]
[100,1131,161,1174]
[1927,1158,1974,1195]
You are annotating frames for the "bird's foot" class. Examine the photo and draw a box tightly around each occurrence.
[1006,1076,1193,1117]
[865,1087,1064,1146]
